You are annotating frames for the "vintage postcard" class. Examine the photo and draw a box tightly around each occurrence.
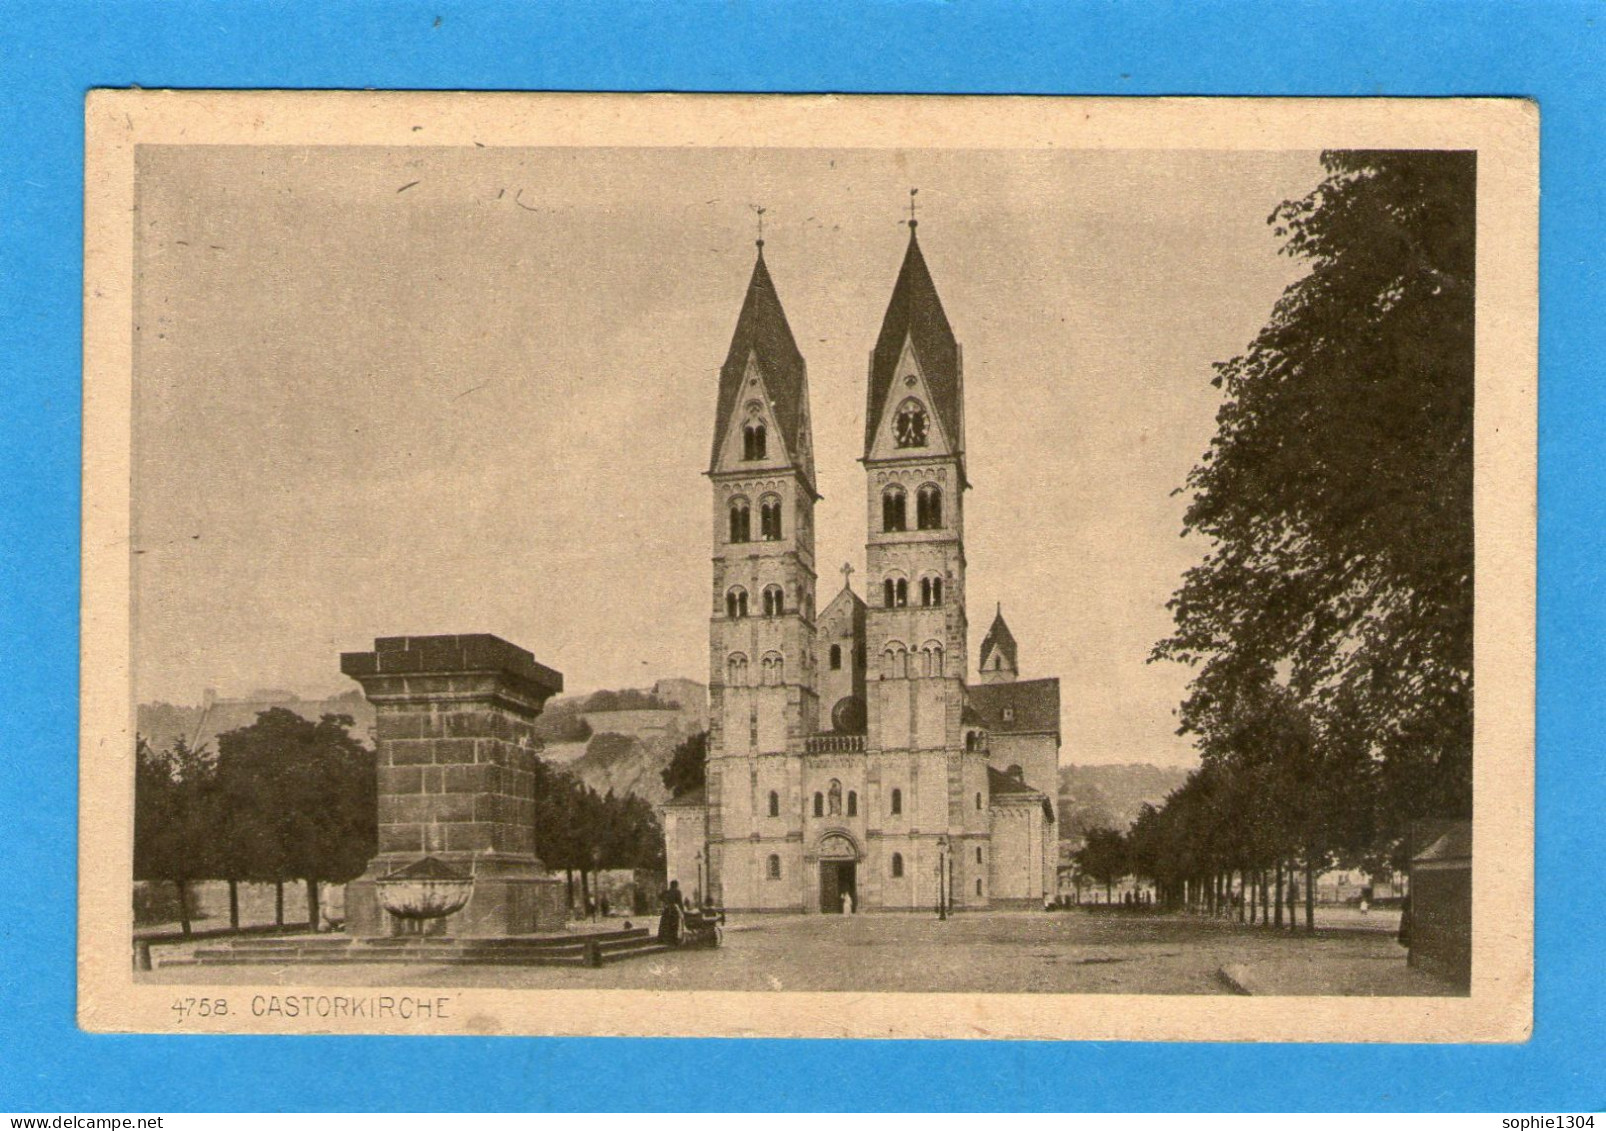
[81,92,1536,1040]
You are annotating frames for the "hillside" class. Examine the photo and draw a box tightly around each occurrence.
[138,689,375,753]
[1057,763,1192,841]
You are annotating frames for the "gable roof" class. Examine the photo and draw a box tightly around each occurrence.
[661,784,708,809]
[865,226,961,456]
[709,244,814,490]
[818,582,867,624]
[969,678,1061,736]
[978,605,1018,672]
[986,764,1037,797]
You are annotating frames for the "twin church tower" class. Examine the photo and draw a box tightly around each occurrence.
[662,219,1062,914]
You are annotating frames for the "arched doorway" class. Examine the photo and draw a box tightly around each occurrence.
[817,831,860,913]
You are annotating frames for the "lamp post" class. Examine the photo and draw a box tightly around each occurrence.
[695,849,705,909]
[936,836,948,920]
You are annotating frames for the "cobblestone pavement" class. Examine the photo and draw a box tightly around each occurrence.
[145,909,1455,995]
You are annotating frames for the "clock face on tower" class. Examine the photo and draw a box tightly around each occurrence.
[894,398,929,448]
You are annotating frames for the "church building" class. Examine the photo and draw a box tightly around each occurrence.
[662,220,1061,913]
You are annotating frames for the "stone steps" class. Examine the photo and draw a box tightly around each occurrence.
[158,927,669,969]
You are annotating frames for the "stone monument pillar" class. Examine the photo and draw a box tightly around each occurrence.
[340,634,567,938]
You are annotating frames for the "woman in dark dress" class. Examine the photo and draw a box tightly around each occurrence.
[658,879,685,944]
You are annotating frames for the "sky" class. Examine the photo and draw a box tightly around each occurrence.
[132,144,1319,767]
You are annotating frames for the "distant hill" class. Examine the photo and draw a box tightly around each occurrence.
[138,689,375,754]
[137,678,709,811]
[1057,763,1192,842]
[560,680,707,804]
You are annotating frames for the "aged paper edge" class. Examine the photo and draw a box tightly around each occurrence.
[80,92,1537,1041]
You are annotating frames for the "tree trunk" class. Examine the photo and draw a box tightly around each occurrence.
[565,869,575,912]
[175,878,193,937]
[1304,860,1316,934]
[306,878,321,932]
[1259,870,1270,925]
[1274,863,1284,928]
[275,880,285,927]
[1237,872,1247,923]
[228,879,240,931]
[580,869,591,918]
[1248,871,1257,925]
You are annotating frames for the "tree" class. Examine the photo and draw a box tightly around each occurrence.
[1074,827,1128,903]
[214,709,375,930]
[133,734,218,935]
[660,730,708,799]
[1152,151,1476,894]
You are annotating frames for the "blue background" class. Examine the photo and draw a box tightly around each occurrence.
[1,0,1598,1112]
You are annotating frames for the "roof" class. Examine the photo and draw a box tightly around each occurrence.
[969,678,1061,736]
[818,581,867,624]
[986,764,1039,798]
[379,856,470,882]
[661,785,708,809]
[978,605,1018,672]
[1413,821,1472,863]
[865,226,961,456]
[987,766,1054,822]
[709,245,814,490]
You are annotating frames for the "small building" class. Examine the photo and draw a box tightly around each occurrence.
[1407,819,1472,989]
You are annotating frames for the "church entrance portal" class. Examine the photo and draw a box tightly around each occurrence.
[820,861,857,913]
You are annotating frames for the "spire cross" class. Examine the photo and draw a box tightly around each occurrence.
[752,204,766,247]
[908,187,918,228]
[841,561,855,589]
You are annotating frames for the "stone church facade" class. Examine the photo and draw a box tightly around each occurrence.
[663,223,1061,913]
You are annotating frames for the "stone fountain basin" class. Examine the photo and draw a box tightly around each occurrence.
[375,856,474,920]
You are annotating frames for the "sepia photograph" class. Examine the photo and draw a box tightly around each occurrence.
[78,93,1535,1040]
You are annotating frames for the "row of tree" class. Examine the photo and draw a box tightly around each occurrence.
[1134,150,1476,930]
[135,708,664,935]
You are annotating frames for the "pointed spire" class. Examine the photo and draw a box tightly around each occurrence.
[866,216,961,456]
[979,604,1018,675]
[709,240,815,489]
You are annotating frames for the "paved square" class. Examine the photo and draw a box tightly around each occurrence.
[147,910,1454,996]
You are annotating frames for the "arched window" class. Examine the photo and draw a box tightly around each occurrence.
[893,398,929,449]
[726,653,749,687]
[890,788,902,815]
[768,790,780,817]
[729,498,751,543]
[882,485,907,532]
[891,853,904,878]
[829,644,842,670]
[759,494,782,540]
[828,779,842,816]
[975,791,983,811]
[883,576,908,609]
[813,792,824,818]
[920,576,943,607]
[726,586,748,619]
[882,642,907,680]
[917,483,943,530]
[976,846,983,864]
[767,854,781,879]
[762,584,784,617]
[761,651,784,686]
[847,790,858,817]
[743,416,767,460]
[976,878,983,896]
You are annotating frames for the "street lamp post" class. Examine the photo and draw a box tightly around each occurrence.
[695,850,705,909]
[936,836,948,920]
